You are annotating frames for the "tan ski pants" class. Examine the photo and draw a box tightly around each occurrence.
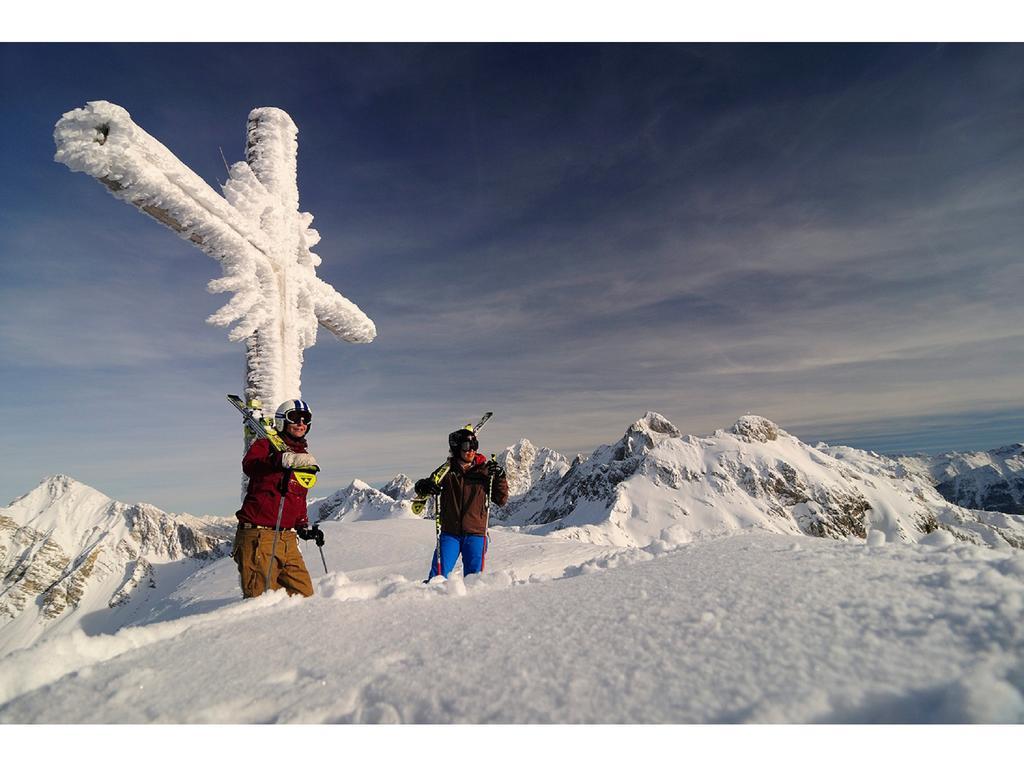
[232,526,314,598]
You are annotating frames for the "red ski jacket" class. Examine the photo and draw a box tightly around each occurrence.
[235,434,312,529]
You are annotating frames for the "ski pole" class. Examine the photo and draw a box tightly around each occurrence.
[312,523,328,574]
[264,470,290,593]
[486,454,495,521]
[433,492,442,577]
[484,454,495,573]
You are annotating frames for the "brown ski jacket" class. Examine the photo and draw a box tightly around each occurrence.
[437,453,509,536]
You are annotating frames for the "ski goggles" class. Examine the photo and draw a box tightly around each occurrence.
[284,410,312,425]
[458,436,479,452]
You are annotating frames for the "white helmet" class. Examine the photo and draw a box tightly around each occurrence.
[274,399,312,432]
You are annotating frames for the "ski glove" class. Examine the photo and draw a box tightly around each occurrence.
[296,525,325,546]
[415,478,443,496]
[487,460,506,480]
[282,451,318,469]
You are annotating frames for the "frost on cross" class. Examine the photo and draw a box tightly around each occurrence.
[53,101,376,413]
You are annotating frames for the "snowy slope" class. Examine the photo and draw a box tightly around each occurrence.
[0,520,1021,724]
[0,476,233,656]
[498,413,1024,549]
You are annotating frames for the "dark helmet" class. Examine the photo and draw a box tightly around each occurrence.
[448,426,479,454]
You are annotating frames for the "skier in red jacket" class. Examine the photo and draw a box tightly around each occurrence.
[231,399,323,598]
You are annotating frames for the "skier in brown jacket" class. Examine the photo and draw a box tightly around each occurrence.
[232,399,323,598]
[415,427,509,579]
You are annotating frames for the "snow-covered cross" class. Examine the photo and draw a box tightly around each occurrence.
[53,101,376,417]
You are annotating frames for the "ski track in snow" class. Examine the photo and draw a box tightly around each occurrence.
[0,521,1022,724]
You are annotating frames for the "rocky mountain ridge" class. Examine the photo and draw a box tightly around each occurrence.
[493,413,1024,549]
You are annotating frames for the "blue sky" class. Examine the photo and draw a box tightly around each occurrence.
[2,43,1023,516]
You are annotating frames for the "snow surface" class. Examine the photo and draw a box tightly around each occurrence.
[1,517,1021,725]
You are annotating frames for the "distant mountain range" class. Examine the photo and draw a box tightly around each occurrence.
[3,414,1022,657]
[894,444,1024,515]
[482,413,1023,549]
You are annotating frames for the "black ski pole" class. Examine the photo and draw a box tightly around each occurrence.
[312,523,328,574]
[484,454,496,572]
[265,470,290,593]
[433,492,442,578]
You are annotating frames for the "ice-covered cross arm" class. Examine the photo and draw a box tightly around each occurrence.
[53,101,376,408]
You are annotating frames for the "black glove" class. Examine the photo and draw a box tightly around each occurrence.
[415,478,443,496]
[296,525,325,546]
[487,460,506,480]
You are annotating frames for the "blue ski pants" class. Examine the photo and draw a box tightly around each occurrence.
[429,532,488,579]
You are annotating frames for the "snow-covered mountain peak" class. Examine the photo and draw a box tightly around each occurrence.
[1,476,232,656]
[627,411,682,442]
[310,479,415,523]
[496,439,571,500]
[597,411,682,464]
[6,475,112,525]
[504,437,537,457]
[730,414,782,443]
[36,473,93,499]
[380,473,415,501]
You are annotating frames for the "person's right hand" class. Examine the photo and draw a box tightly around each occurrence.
[415,478,442,496]
[282,451,318,469]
